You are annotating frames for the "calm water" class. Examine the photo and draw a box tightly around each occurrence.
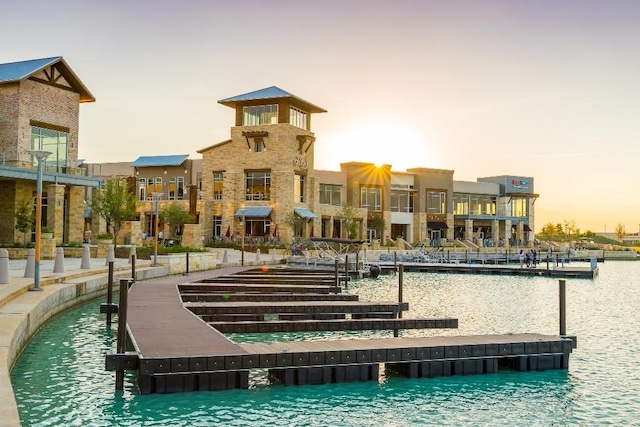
[11,261,640,426]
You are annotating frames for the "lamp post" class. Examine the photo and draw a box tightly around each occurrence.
[152,192,162,266]
[29,150,52,291]
[238,208,246,266]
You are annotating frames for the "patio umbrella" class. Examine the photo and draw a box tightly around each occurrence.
[225,225,230,238]
[272,224,278,237]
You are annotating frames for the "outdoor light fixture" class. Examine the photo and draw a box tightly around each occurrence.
[28,150,52,291]
[152,192,162,266]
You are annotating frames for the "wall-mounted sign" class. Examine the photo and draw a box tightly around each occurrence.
[512,179,529,189]
[293,154,308,171]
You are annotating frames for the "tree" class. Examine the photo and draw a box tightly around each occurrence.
[160,202,195,239]
[15,200,34,246]
[614,223,626,242]
[540,222,557,236]
[283,211,306,238]
[90,178,137,247]
[336,204,360,239]
[367,214,385,239]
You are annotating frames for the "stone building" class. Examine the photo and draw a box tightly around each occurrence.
[195,86,538,247]
[0,56,99,245]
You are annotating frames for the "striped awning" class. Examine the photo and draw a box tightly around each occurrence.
[234,206,272,217]
[294,207,317,219]
[428,222,449,230]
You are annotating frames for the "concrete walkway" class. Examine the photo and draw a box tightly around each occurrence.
[0,248,279,427]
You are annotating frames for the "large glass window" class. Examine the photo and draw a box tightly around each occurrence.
[511,198,528,217]
[319,184,342,206]
[213,172,223,200]
[243,105,278,126]
[453,194,496,216]
[30,125,68,172]
[361,187,382,212]
[290,107,307,129]
[390,190,414,213]
[245,171,271,201]
[427,191,446,214]
[294,174,305,203]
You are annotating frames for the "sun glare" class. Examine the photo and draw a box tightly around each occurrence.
[319,120,435,171]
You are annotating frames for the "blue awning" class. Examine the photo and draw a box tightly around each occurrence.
[234,206,272,217]
[294,207,317,219]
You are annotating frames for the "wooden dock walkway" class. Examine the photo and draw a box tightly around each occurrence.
[111,266,577,394]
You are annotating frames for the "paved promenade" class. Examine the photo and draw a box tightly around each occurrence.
[0,249,262,427]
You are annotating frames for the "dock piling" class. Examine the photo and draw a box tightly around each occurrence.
[115,278,133,390]
[395,264,404,337]
[559,279,566,336]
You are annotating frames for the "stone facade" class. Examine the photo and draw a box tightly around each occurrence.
[0,57,98,246]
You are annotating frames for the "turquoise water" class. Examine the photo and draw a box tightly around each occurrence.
[11,261,640,426]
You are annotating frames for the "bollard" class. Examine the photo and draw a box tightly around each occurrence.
[131,253,136,280]
[128,245,136,264]
[81,244,91,269]
[271,248,276,261]
[53,247,65,273]
[184,252,189,276]
[24,248,35,278]
[223,249,228,263]
[334,258,339,288]
[256,248,261,262]
[559,279,566,336]
[0,249,9,284]
[106,245,115,266]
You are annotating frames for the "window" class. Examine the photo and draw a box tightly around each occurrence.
[290,106,307,129]
[427,191,446,214]
[320,184,342,206]
[154,177,163,195]
[30,125,68,173]
[212,216,222,238]
[197,173,203,199]
[243,105,278,126]
[213,172,223,200]
[169,177,176,200]
[245,171,271,201]
[361,187,382,212]
[254,139,265,152]
[390,190,414,213]
[511,198,528,217]
[138,179,147,201]
[294,174,305,203]
[453,194,496,216]
[177,177,185,200]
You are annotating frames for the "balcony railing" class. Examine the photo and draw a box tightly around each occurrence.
[0,159,87,176]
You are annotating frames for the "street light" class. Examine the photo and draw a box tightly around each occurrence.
[238,208,246,266]
[29,150,52,292]
[152,192,162,266]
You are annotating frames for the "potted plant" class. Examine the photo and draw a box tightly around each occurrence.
[97,233,113,244]
[41,226,54,239]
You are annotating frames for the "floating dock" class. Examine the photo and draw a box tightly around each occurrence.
[108,266,577,393]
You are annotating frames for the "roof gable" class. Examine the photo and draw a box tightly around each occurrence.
[0,56,95,102]
[130,154,189,167]
[218,86,326,113]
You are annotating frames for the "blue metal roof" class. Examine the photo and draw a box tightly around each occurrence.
[219,86,292,103]
[218,86,327,113]
[294,207,317,219]
[234,207,273,217]
[130,155,189,167]
[0,57,60,83]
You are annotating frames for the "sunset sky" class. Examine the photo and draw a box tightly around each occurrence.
[2,0,639,233]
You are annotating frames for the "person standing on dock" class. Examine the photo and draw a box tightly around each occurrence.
[519,250,525,268]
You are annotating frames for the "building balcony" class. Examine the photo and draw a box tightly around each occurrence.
[0,159,101,187]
